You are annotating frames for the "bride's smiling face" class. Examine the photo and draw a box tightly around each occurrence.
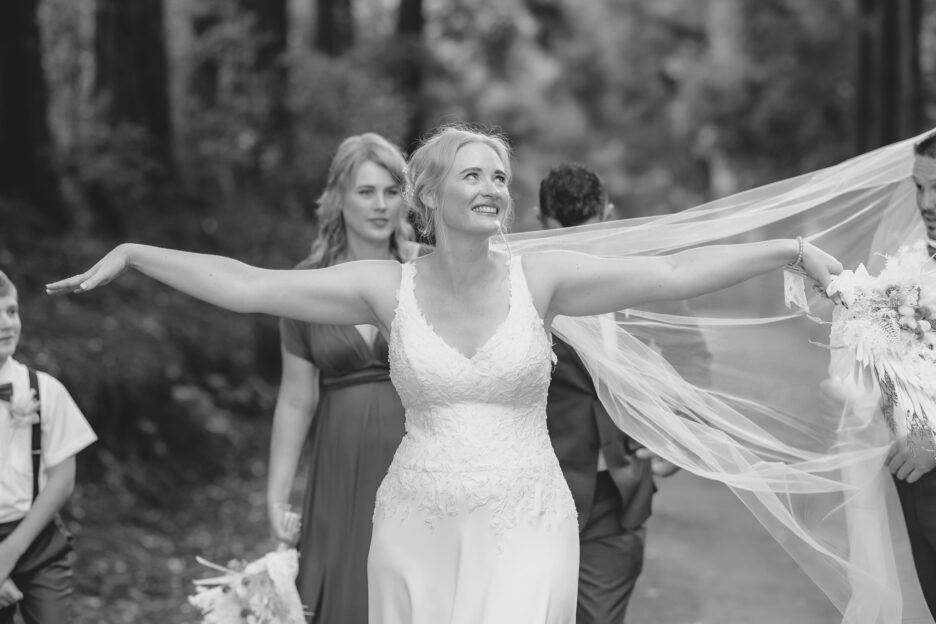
[433,142,510,239]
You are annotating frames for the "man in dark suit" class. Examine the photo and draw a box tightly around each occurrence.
[538,164,712,623]
[886,130,936,617]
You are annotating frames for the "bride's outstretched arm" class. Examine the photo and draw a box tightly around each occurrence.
[528,238,841,318]
[46,243,394,326]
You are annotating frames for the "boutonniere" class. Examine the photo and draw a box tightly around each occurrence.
[9,389,39,428]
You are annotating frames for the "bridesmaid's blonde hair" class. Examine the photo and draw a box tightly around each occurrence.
[304,133,414,269]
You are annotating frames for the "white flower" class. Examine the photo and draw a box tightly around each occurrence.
[900,316,918,331]
[9,389,39,428]
[189,549,306,624]
[827,265,870,307]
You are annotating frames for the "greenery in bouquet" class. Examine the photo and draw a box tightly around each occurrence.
[829,241,936,450]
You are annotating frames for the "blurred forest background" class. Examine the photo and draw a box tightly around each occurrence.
[1,0,935,621]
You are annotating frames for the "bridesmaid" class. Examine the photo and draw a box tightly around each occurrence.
[266,133,420,623]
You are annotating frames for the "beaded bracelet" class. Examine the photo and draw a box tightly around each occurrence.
[788,236,804,268]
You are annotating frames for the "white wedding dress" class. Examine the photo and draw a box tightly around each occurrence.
[367,255,579,624]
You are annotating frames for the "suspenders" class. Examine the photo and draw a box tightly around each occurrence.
[27,367,41,502]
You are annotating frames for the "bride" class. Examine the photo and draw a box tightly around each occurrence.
[50,125,865,623]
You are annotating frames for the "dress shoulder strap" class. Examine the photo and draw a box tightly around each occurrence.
[509,254,536,311]
[393,261,417,319]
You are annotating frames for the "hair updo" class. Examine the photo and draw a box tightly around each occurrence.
[406,125,513,238]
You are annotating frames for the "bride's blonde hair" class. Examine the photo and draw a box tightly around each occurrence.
[406,125,514,239]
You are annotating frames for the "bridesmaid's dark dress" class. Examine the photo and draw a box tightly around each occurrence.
[280,318,405,624]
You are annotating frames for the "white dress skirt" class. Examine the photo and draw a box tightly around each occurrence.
[368,258,579,624]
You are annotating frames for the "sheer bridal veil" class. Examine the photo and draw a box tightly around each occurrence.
[502,131,935,623]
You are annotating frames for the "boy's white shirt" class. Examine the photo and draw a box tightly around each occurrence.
[0,357,97,523]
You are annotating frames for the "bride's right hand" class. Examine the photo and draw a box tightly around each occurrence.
[46,244,133,296]
[799,242,843,291]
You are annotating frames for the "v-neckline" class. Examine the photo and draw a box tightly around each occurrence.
[409,259,514,362]
[346,324,384,357]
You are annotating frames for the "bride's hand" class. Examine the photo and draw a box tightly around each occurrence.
[799,242,843,291]
[46,244,133,296]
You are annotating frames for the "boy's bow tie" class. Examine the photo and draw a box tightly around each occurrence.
[0,382,11,402]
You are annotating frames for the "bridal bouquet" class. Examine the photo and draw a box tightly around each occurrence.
[826,241,936,450]
[188,548,307,624]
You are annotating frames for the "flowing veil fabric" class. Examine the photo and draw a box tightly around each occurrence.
[499,131,936,623]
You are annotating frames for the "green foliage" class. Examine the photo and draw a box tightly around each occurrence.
[15,0,936,505]
[416,0,871,218]
[283,47,410,202]
[679,1,856,179]
[14,0,418,499]
[3,0,931,616]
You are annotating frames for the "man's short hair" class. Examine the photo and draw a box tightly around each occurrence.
[914,130,936,159]
[0,271,16,298]
[539,164,608,228]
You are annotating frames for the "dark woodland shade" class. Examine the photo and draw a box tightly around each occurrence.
[94,0,172,162]
[0,271,15,298]
[0,0,66,223]
[855,0,924,152]
[315,0,354,56]
[915,130,936,159]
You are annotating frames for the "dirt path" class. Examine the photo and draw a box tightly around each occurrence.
[63,466,845,622]
[627,470,840,624]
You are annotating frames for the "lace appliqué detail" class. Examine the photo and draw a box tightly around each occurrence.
[377,256,574,535]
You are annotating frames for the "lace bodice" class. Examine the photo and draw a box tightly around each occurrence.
[375,255,575,533]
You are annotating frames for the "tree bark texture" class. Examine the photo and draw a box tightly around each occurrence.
[397,0,425,152]
[314,0,354,57]
[0,0,66,224]
[94,0,173,164]
[856,0,922,152]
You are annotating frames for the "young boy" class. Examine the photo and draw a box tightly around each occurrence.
[0,270,96,624]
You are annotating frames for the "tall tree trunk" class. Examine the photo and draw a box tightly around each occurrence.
[94,0,173,165]
[189,6,222,109]
[239,0,287,72]
[855,0,923,152]
[897,0,922,138]
[240,0,291,162]
[397,0,424,152]
[702,0,745,198]
[314,0,353,57]
[525,0,567,49]
[0,0,67,226]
